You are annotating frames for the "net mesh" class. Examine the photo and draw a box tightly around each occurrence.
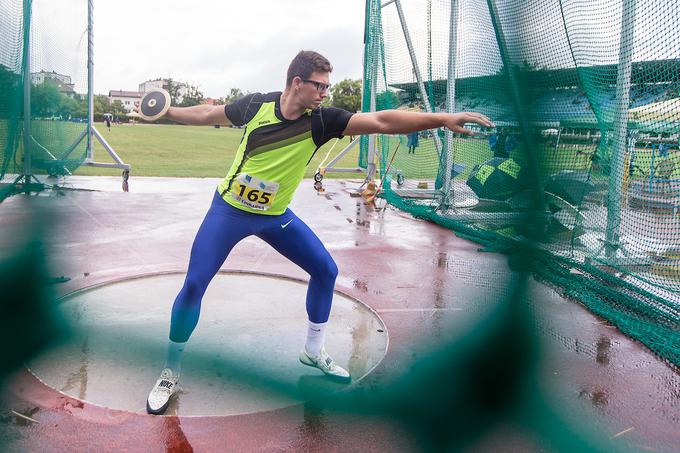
[364,0,679,366]
[0,0,89,196]
[0,0,25,190]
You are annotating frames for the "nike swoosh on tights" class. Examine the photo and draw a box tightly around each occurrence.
[281,219,293,229]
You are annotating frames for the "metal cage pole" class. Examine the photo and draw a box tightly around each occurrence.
[10,0,45,192]
[366,65,379,181]
[87,0,94,159]
[21,0,32,178]
[603,0,636,259]
[80,0,130,190]
[313,0,375,184]
[393,0,443,155]
[440,0,459,208]
[53,0,131,182]
[365,0,380,182]
[486,0,546,215]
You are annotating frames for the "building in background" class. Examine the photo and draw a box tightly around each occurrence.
[108,90,142,112]
[139,78,189,104]
[30,70,76,96]
[138,79,168,93]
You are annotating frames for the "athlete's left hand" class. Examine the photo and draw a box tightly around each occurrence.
[443,112,495,136]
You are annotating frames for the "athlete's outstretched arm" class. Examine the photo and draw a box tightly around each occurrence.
[343,110,494,136]
[134,102,231,126]
[164,104,232,126]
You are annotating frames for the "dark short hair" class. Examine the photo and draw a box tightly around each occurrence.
[286,51,333,87]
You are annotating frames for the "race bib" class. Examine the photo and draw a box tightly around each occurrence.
[231,174,279,211]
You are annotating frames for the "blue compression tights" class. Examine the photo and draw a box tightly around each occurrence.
[169,191,338,343]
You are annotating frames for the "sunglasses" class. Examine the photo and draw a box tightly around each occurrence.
[300,78,331,93]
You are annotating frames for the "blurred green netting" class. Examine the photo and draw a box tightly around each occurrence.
[0,0,89,198]
[362,0,679,366]
[0,0,675,451]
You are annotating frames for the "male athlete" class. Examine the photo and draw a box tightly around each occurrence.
[145,50,493,414]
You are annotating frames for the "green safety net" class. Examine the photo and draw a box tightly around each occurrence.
[0,0,89,198]
[363,0,679,366]
[0,2,675,450]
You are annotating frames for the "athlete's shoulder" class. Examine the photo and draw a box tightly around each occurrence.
[316,106,354,118]
[311,107,355,146]
[260,91,282,103]
[317,106,351,113]
[238,91,279,103]
[225,92,272,126]
[315,106,355,124]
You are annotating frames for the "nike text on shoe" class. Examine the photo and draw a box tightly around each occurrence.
[299,348,351,383]
[146,368,180,415]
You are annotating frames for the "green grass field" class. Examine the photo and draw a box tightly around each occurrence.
[382,136,492,180]
[378,136,614,182]
[75,122,360,178]
[6,120,676,182]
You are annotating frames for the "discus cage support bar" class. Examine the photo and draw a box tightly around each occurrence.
[316,0,456,200]
[318,0,444,195]
[12,0,130,197]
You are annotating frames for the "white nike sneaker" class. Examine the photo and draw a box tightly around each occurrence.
[299,348,351,383]
[146,368,180,415]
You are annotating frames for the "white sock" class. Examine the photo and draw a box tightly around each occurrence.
[305,321,327,357]
[164,339,187,375]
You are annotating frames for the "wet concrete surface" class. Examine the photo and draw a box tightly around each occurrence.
[0,176,678,452]
[27,272,387,416]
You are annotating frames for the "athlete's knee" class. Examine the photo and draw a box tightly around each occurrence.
[315,255,338,282]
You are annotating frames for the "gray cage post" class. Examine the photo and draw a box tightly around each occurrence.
[22,0,31,178]
[604,0,636,259]
[12,0,44,191]
[315,0,378,186]
[393,0,443,155]
[54,0,131,188]
[591,0,638,265]
[81,0,130,179]
[439,0,459,209]
[16,0,131,191]
[14,0,131,191]
[366,65,379,182]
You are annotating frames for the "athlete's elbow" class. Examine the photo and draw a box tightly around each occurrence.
[189,108,210,125]
[371,113,394,134]
[203,106,227,126]
[200,114,214,126]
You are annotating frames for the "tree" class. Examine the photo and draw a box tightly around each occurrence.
[166,78,181,105]
[93,94,110,116]
[110,100,127,117]
[376,90,400,110]
[58,95,79,117]
[31,82,62,117]
[222,88,249,105]
[329,79,362,112]
[72,94,87,119]
[178,84,205,107]
[0,64,21,117]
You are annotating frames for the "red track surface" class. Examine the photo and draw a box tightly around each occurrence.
[1,177,678,452]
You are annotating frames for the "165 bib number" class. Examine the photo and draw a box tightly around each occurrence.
[231,174,279,211]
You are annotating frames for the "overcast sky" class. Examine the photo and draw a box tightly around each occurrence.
[28,0,365,97]
[10,0,678,97]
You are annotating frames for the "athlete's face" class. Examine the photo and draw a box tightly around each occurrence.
[295,71,330,109]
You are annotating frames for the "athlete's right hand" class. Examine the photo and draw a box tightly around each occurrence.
[441,112,494,136]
